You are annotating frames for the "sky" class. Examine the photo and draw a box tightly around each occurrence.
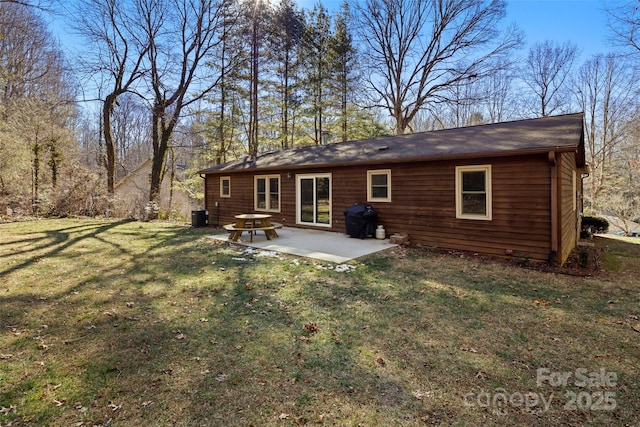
[51,0,613,61]
[293,0,614,61]
[506,0,611,59]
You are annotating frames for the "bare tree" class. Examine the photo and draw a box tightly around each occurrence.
[73,0,149,195]
[0,0,54,10]
[574,53,639,209]
[111,93,152,174]
[135,0,225,214]
[605,0,640,54]
[477,57,519,123]
[600,191,640,235]
[522,40,578,117]
[356,0,522,135]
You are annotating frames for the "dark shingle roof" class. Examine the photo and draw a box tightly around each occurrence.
[200,113,585,174]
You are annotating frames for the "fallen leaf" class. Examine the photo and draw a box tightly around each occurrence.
[534,299,550,306]
[375,357,386,367]
[175,333,186,340]
[279,413,290,420]
[0,354,13,360]
[475,370,487,379]
[303,322,318,334]
[215,374,228,382]
[108,403,122,412]
[412,390,431,400]
[0,405,17,415]
[52,399,65,407]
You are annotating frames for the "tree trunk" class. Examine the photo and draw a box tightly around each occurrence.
[32,135,40,214]
[103,93,117,195]
[149,106,163,211]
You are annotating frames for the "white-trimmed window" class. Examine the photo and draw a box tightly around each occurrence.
[455,165,492,220]
[255,175,280,212]
[367,169,391,202]
[220,176,231,198]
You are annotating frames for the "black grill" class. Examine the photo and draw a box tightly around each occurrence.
[343,203,377,239]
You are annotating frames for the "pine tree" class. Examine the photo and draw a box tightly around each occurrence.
[302,2,331,145]
[328,0,359,142]
[268,0,305,149]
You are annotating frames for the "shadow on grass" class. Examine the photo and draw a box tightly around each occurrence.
[0,220,638,425]
[0,220,136,278]
[0,220,222,424]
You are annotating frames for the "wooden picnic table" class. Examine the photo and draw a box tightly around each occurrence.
[223,213,283,242]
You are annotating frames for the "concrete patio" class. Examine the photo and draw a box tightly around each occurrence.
[209,226,396,263]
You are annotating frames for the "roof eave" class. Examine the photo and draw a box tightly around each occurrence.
[199,145,581,175]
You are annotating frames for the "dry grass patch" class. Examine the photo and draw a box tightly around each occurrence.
[0,219,639,426]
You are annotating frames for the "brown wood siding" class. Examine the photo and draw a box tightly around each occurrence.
[557,152,579,265]
[204,154,555,262]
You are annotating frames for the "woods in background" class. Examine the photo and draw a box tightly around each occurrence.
[0,0,638,225]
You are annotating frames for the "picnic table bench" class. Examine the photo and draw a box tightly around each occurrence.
[224,213,283,242]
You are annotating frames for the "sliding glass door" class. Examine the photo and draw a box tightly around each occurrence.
[297,174,331,227]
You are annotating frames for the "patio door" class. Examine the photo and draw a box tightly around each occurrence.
[296,174,332,227]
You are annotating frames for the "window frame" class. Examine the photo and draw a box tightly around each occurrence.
[367,169,392,202]
[455,165,492,220]
[220,176,231,198]
[254,174,281,212]
[295,173,332,227]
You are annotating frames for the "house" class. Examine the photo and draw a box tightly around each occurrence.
[200,113,586,266]
[114,158,197,220]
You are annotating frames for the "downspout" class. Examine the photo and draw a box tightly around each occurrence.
[548,151,558,266]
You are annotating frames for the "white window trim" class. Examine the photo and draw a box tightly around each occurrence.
[367,169,392,202]
[455,165,492,220]
[296,173,332,227]
[220,176,231,198]
[254,174,281,212]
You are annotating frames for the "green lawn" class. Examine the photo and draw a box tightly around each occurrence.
[0,219,638,426]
